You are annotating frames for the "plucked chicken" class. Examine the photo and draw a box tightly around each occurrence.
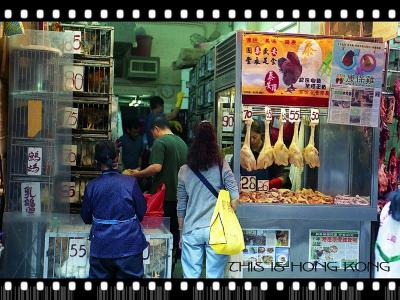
[257,120,274,169]
[378,159,389,194]
[273,117,290,166]
[303,123,320,168]
[240,118,257,171]
[288,122,304,168]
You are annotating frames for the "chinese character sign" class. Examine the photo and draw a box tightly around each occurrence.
[328,39,384,128]
[27,147,42,176]
[21,182,41,217]
[242,34,333,98]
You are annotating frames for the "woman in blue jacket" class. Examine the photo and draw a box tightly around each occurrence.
[80,141,148,279]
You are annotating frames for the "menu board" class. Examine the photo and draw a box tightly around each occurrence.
[243,229,291,268]
[242,33,333,98]
[309,230,360,269]
[328,39,384,127]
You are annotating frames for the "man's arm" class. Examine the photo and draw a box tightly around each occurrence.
[80,184,93,224]
[165,91,184,121]
[134,163,162,179]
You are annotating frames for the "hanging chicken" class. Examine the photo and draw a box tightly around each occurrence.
[388,148,399,192]
[303,123,320,168]
[278,52,303,93]
[273,116,289,166]
[378,159,389,194]
[257,119,274,169]
[288,122,304,168]
[240,118,257,172]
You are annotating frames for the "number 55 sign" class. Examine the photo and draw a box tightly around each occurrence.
[68,238,88,267]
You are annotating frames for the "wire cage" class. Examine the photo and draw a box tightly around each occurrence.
[73,101,110,133]
[72,137,108,171]
[43,225,173,278]
[60,23,114,58]
[7,30,73,216]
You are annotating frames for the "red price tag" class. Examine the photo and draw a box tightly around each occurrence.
[288,108,301,123]
[63,107,79,129]
[310,109,320,124]
[222,110,234,132]
[64,66,84,92]
[258,180,269,191]
[242,106,253,121]
[265,106,273,121]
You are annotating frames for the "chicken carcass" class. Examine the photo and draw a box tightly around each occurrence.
[388,148,399,192]
[288,122,304,168]
[240,118,257,171]
[273,117,290,166]
[257,120,274,169]
[378,159,389,194]
[303,123,320,168]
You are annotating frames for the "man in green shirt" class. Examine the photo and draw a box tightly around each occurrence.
[131,117,188,273]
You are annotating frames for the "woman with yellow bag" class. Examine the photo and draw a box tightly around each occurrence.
[177,121,240,278]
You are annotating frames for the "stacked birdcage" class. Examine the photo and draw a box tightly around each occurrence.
[58,23,114,213]
[3,30,74,278]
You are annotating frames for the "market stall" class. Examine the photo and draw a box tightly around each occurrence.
[225,31,383,278]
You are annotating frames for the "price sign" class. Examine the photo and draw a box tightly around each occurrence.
[281,108,287,123]
[258,180,270,192]
[63,107,79,129]
[62,182,77,203]
[242,105,253,121]
[63,145,77,166]
[222,110,234,132]
[310,109,320,124]
[240,176,256,192]
[265,106,273,121]
[21,182,41,217]
[288,108,301,123]
[64,31,82,54]
[27,147,42,176]
[68,238,88,267]
[63,65,84,92]
[143,236,151,265]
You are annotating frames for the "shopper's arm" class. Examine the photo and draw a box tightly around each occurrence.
[133,164,162,179]
[132,178,147,221]
[176,167,188,230]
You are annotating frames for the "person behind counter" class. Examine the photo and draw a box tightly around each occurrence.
[233,119,291,189]
[80,141,148,279]
[177,121,239,278]
[145,92,184,148]
[375,191,400,278]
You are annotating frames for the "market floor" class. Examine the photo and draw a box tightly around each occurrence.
[172,259,206,278]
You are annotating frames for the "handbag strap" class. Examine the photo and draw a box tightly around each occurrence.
[190,160,225,198]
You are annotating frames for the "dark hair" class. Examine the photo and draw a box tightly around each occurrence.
[242,119,264,136]
[187,121,223,171]
[95,140,118,169]
[125,117,140,130]
[388,191,400,222]
[149,96,164,110]
[151,117,170,130]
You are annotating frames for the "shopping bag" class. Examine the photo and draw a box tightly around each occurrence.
[143,183,165,217]
[208,189,245,255]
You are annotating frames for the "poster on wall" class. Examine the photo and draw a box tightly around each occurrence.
[327,39,384,127]
[309,230,359,269]
[243,229,290,268]
[241,34,333,99]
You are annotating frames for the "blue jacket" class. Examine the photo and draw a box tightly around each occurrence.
[80,169,148,258]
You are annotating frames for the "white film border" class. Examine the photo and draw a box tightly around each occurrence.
[0,8,395,20]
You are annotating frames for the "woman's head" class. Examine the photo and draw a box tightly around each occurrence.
[95,140,119,170]
[388,191,400,222]
[187,121,222,171]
